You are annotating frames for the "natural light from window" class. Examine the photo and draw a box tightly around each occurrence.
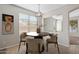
[19,13,37,34]
[53,15,63,32]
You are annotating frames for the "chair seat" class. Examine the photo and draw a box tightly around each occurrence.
[47,39,57,43]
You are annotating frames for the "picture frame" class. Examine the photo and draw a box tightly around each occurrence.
[2,14,14,34]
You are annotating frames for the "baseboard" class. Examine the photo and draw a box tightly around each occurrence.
[0,43,19,50]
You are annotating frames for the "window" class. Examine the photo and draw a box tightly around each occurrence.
[69,9,79,33]
[53,15,63,32]
[44,17,56,32]
[29,16,37,32]
[19,13,37,34]
[19,13,29,34]
[44,15,62,32]
[56,20,62,32]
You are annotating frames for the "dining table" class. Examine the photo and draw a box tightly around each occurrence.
[27,32,50,39]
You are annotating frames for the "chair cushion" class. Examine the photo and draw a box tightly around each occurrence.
[47,34,57,43]
[47,39,57,43]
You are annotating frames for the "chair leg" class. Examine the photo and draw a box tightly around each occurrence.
[46,42,48,52]
[41,44,44,52]
[24,42,26,45]
[57,43,60,54]
[18,42,21,51]
[38,43,41,53]
[26,43,28,54]
[55,44,57,47]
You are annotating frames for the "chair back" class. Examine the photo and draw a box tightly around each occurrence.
[20,32,27,41]
[26,39,44,53]
[49,33,57,42]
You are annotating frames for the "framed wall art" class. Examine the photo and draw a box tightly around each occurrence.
[2,14,14,34]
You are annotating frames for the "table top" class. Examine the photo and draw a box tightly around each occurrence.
[27,32,39,36]
[27,32,49,37]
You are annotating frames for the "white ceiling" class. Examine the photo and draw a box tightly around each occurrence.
[15,4,67,13]
[70,9,79,17]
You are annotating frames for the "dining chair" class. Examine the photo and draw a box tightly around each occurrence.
[18,32,27,51]
[26,39,44,54]
[46,33,60,53]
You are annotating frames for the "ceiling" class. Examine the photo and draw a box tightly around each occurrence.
[70,9,79,17]
[15,4,67,13]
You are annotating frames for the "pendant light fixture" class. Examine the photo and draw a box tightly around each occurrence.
[36,4,42,16]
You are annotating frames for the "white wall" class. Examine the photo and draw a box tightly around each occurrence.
[0,4,35,49]
[43,4,79,47]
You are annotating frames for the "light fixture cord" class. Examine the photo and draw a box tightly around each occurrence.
[38,4,40,13]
